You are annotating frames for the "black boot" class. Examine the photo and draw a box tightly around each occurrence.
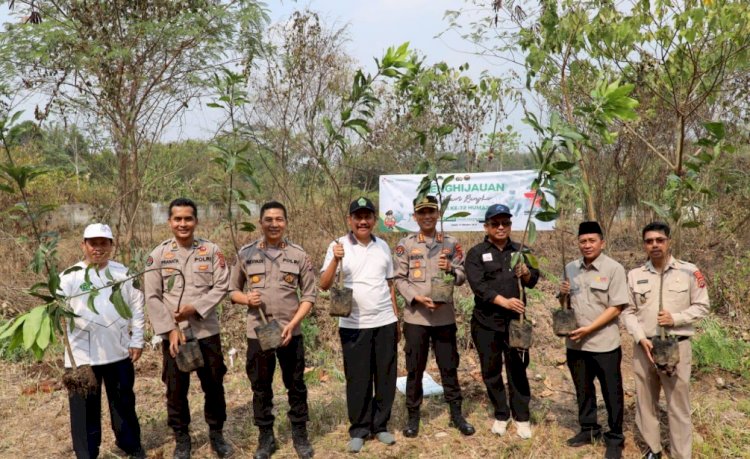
[209,429,234,458]
[449,402,475,436]
[402,409,420,438]
[291,423,314,459]
[254,427,277,459]
[173,431,191,459]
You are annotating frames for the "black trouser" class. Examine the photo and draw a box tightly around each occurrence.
[471,319,530,422]
[566,347,624,446]
[403,322,462,410]
[68,357,141,459]
[246,334,309,427]
[339,322,397,439]
[161,334,227,433]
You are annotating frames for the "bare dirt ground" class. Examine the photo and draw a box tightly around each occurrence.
[2,282,749,459]
[1,230,748,459]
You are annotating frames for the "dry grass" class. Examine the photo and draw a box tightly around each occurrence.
[1,226,749,458]
[3,287,749,459]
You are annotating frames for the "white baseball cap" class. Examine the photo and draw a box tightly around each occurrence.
[83,223,114,240]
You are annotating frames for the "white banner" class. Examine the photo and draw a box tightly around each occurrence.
[378,171,555,232]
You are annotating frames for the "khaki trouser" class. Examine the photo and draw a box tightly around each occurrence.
[633,339,693,459]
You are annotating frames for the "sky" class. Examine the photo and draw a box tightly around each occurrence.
[0,0,529,142]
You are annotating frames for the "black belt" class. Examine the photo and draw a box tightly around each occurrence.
[649,335,689,342]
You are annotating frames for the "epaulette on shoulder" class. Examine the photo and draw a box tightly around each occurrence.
[160,238,173,246]
[239,240,260,252]
[286,241,304,252]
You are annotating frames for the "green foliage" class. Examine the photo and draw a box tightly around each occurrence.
[693,317,750,378]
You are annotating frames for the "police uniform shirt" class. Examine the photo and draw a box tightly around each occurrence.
[59,261,145,368]
[465,237,540,331]
[144,237,230,339]
[321,233,397,329]
[565,253,630,352]
[623,256,710,344]
[394,232,466,327]
[229,239,317,339]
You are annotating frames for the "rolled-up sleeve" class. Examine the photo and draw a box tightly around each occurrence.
[298,254,317,304]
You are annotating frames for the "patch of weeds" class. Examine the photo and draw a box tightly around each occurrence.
[301,315,320,353]
[693,317,750,377]
[526,288,544,301]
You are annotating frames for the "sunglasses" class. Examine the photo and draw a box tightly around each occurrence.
[487,220,512,228]
[643,237,669,244]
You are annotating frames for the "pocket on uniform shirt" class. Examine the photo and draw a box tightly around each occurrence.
[589,280,610,304]
[245,263,266,289]
[162,269,183,290]
[408,260,426,283]
[665,279,688,308]
[193,263,214,287]
[280,262,300,289]
[632,286,651,310]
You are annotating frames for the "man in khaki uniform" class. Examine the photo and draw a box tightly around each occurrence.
[229,201,317,459]
[622,221,709,459]
[144,198,232,459]
[394,195,475,438]
[559,221,630,459]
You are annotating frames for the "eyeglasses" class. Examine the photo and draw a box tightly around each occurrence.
[643,237,668,244]
[488,220,512,228]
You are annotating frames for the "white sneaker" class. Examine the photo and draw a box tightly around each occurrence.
[516,421,532,439]
[491,419,508,436]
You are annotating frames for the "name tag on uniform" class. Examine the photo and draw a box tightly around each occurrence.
[482,253,493,262]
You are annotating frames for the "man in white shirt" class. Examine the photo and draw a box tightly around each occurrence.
[320,197,400,454]
[59,223,145,459]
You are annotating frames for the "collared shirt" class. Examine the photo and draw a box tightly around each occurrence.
[394,232,466,326]
[622,256,709,344]
[321,232,397,329]
[565,253,630,352]
[465,237,540,331]
[59,261,145,368]
[229,238,317,339]
[144,237,230,339]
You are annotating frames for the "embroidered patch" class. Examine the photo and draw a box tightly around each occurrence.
[413,269,422,279]
[410,248,422,255]
[442,248,451,255]
[694,270,706,288]
[216,251,226,268]
[413,261,421,268]
[198,246,209,255]
[198,264,209,271]
[454,243,464,258]
[251,275,261,284]
[637,279,649,284]
[146,256,154,266]
[595,276,609,283]
[164,252,175,260]
[284,273,295,283]
[395,245,405,256]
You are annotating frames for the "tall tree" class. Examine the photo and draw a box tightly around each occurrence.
[0,0,268,250]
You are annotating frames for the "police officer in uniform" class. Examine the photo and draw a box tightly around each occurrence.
[465,204,538,440]
[144,198,232,459]
[622,222,709,459]
[394,195,475,438]
[229,201,317,459]
[559,221,629,459]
